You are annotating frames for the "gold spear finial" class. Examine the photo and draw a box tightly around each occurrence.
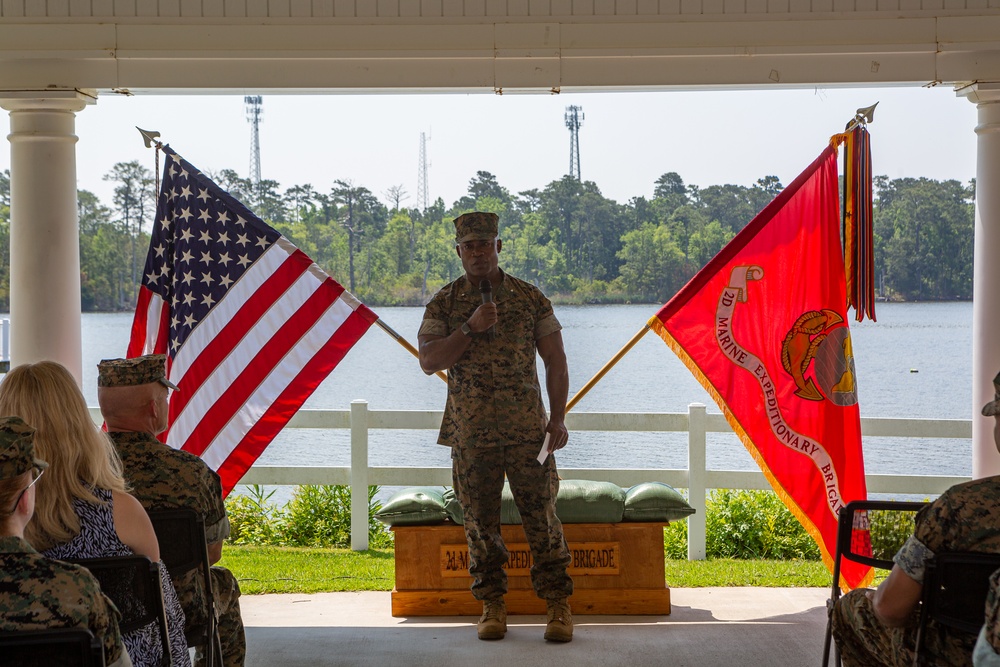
[845,103,878,131]
[136,127,162,149]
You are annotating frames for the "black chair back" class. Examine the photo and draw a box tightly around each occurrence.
[913,551,1000,666]
[822,499,927,666]
[0,627,105,667]
[147,507,219,667]
[67,555,170,667]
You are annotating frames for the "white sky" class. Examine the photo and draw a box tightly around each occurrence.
[0,85,980,210]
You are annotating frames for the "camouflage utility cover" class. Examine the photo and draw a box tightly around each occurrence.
[98,355,178,390]
[984,371,1000,417]
[454,211,499,244]
[0,416,44,481]
[0,535,124,665]
[419,270,561,448]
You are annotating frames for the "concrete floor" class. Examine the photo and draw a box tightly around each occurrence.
[242,588,833,667]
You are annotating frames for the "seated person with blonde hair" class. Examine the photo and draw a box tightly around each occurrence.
[0,361,191,667]
[0,416,132,667]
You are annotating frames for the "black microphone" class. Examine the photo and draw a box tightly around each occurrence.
[480,279,495,341]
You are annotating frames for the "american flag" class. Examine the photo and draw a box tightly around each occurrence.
[127,145,378,495]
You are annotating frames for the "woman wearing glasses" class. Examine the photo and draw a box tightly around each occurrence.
[0,361,191,667]
[0,415,132,666]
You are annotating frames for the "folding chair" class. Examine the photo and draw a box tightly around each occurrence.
[913,550,1000,666]
[822,499,928,667]
[67,555,171,667]
[146,507,220,667]
[0,627,105,667]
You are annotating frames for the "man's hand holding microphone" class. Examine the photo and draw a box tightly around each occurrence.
[464,280,497,339]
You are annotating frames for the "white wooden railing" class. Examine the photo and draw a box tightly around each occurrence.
[221,401,973,559]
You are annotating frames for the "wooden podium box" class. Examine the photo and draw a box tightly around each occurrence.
[390,522,670,617]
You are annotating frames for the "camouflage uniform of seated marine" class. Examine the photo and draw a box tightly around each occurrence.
[833,372,1000,667]
[0,416,131,667]
[974,568,1000,666]
[98,355,245,667]
[419,212,573,641]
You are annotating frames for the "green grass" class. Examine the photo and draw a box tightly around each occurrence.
[220,545,858,594]
[665,558,832,587]
[220,545,395,594]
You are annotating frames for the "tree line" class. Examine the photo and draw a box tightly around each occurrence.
[0,163,976,312]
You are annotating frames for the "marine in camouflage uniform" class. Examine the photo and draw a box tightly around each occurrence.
[973,568,1000,666]
[834,371,1000,667]
[0,416,131,667]
[418,212,573,618]
[1,536,131,667]
[975,375,1000,667]
[832,478,1000,666]
[98,355,245,667]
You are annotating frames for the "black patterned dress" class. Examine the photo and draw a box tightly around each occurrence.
[42,487,191,667]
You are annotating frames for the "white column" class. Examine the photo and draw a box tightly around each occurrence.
[0,90,95,386]
[960,83,1000,479]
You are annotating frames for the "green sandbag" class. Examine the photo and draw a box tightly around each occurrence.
[441,487,464,525]
[375,486,450,526]
[501,479,626,524]
[622,482,696,522]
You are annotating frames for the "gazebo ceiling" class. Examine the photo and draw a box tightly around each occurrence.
[1,4,1000,92]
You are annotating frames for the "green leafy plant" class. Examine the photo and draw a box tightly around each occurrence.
[868,507,918,560]
[224,484,393,550]
[704,489,820,560]
[663,489,924,561]
[226,484,282,546]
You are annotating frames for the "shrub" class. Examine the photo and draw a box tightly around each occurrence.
[664,516,688,559]
[705,489,820,560]
[663,489,914,561]
[226,485,282,546]
[280,484,353,547]
[868,507,917,560]
[225,484,393,550]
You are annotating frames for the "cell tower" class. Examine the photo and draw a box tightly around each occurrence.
[565,105,584,181]
[244,95,263,201]
[417,131,430,210]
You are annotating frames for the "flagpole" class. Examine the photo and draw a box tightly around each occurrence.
[374,319,448,383]
[566,323,650,413]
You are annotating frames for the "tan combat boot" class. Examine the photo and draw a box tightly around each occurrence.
[478,598,507,640]
[544,598,573,642]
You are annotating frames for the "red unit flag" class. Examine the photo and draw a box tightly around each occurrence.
[649,146,870,590]
[128,146,378,496]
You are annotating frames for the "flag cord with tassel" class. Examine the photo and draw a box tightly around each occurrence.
[135,127,447,383]
[829,103,878,323]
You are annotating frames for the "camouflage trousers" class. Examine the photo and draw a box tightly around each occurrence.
[198,566,245,667]
[832,588,976,667]
[451,441,573,602]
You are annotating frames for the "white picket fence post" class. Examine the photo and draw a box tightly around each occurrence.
[350,399,369,551]
[687,403,708,560]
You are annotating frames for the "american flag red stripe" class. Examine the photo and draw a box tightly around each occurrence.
[127,288,168,357]
[208,308,376,492]
[128,146,378,496]
[164,250,313,424]
[177,281,338,457]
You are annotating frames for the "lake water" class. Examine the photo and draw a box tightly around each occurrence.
[73,301,974,481]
